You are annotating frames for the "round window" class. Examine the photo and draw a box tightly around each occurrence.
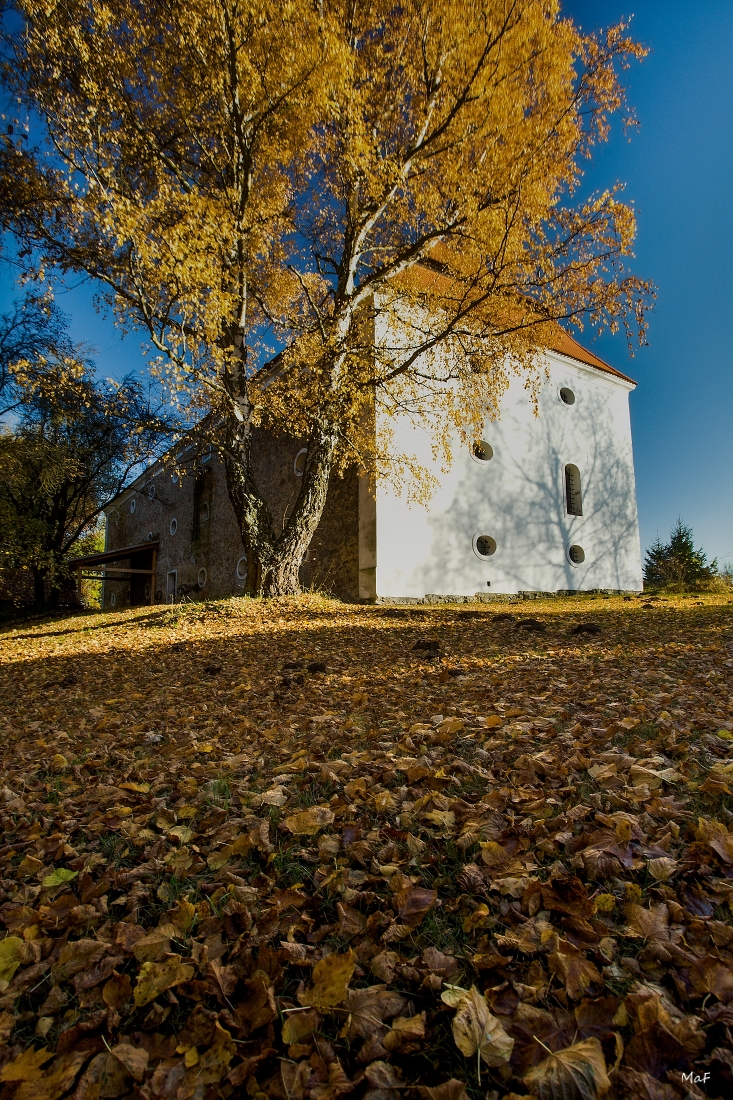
[568,544,585,565]
[144,582,151,600]
[294,449,307,476]
[170,518,178,536]
[473,533,497,559]
[236,555,247,582]
[471,440,493,462]
[129,498,136,514]
[110,592,116,607]
[559,387,576,406]
[198,567,207,588]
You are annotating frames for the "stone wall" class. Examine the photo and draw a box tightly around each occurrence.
[104,429,361,607]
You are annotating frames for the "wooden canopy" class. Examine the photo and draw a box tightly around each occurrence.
[70,541,159,607]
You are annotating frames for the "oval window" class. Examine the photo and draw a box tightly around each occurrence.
[129,498,136,514]
[473,534,497,559]
[200,501,210,521]
[294,449,307,476]
[236,556,248,582]
[144,582,151,600]
[147,531,154,541]
[170,518,178,536]
[560,387,576,406]
[198,567,207,588]
[471,440,493,462]
[568,544,585,565]
[110,592,116,607]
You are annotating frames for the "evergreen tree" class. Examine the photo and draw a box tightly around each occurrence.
[643,519,717,589]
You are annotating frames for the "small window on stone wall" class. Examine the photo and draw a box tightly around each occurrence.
[200,501,210,521]
[294,449,307,476]
[110,592,117,607]
[130,498,136,514]
[236,556,247,583]
[170,518,178,536]
[198,567,207,588]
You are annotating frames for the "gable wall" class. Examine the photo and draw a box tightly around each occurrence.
[373,352,643,597]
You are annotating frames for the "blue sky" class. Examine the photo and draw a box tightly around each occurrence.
[564,0,733,567]
[2,1,732,566]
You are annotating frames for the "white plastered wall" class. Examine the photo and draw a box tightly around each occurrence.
[374,350,643,597]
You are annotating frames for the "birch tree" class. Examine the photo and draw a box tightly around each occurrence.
[2,0,652,595]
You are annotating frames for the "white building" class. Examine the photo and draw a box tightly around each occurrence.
[83,319,642,608]
[360,327,642,600]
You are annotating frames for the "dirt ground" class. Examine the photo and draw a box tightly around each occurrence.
[0,592,732,1100]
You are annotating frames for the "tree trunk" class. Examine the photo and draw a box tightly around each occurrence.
[30,564,47,610]
[223,414,338,598]
[45,578,61,610]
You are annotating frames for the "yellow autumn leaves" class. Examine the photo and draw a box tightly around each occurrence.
[8,0,651,547]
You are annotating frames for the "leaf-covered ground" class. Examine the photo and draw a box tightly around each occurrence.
[0,592,732,1100]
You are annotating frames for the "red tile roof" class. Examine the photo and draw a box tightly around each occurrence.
[405,258,636,386]
[544,327,635,385]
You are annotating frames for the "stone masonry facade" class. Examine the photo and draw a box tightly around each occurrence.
[103,428,365,609]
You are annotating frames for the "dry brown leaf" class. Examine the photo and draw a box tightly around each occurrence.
[51,939,108,982]
[0,1048,54,1082]
[299,949,356,1010]
[341,985,407,1039]
[282,1007,321,1045]
[283,805,335,835]
[394,885,438,928]
[102,972,132,1008]
[0,935,25,982]
[450,986,514,1068]
[523,1037,611,1099]
[688,955,733,1002]
[110,1043,149,1082]
[383,1012,426,1053]
[191,1022,236,1084]
[14,1051,88,1100]
[133,955,195,1006]
[418,1082,467,1100]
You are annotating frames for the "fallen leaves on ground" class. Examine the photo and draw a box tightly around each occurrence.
[0,591,731,1098]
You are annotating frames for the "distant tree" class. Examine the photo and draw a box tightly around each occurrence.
[0,302,172,609]
[644,518,717,590]
[0,294,77,411]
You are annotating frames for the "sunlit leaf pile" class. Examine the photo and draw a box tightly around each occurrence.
[0,593,732,1099]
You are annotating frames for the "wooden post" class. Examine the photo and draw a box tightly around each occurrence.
[150,549,157,605]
